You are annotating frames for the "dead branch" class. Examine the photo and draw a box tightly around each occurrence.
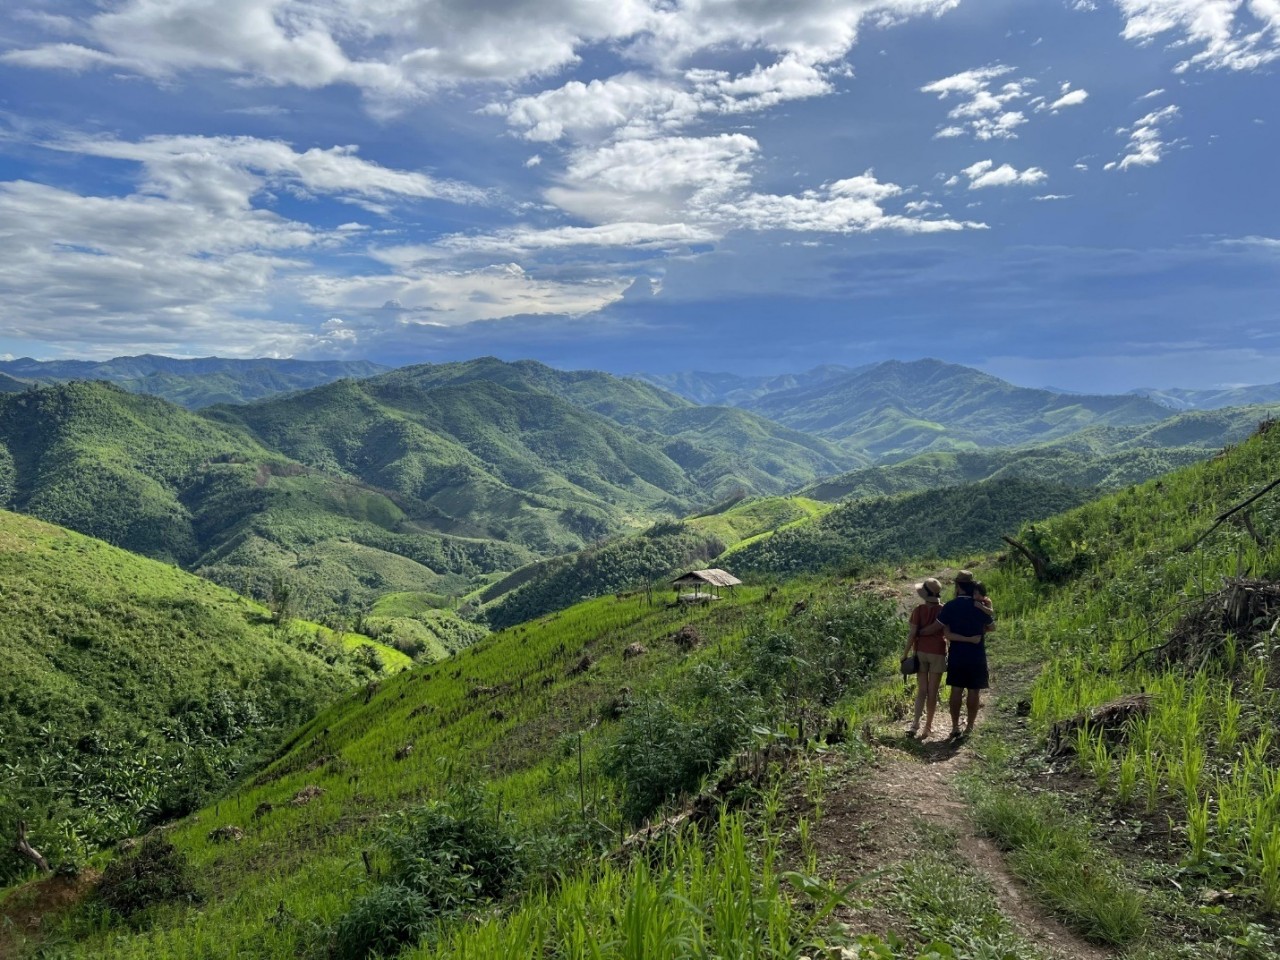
[1241,512,1268,550]
[15,820,50,873]
[1183,475,1280,553]
[1047,693,1153,757]
[1002,535,1048,581]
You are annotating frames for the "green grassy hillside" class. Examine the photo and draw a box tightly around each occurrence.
[4,573,896,958]
[0,509,409,884]
[6,415,1279,959]
[956,418,1280,950]
[726,477,1095,576]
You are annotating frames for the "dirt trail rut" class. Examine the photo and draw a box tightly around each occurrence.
[813,695,1113,960]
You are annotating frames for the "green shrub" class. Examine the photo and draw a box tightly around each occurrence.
[333,781,526,959]
[603,665,759,824]
[334,883,436,960]
[96,836,201,920]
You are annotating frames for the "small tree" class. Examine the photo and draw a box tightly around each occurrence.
[269,573,295,627]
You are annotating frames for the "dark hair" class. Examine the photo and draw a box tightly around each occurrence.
[956,581,977,597]
[972,581,987,597]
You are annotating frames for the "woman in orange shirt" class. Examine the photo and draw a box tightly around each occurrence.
[904,577,946,740]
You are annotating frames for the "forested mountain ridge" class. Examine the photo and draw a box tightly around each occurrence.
[741,358,1172,457]
[0,366,856,615]
[0,355,389,408]
[801,403,1280,502]
[640,359,1178,461]
[358,359,865,486]
[0,382,532,609]
[633,364,861,407]
[1133,380,1280,411]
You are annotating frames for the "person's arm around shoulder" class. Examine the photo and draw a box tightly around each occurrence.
[905,606,921,657]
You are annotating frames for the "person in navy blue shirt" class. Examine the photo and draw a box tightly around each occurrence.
[937,571,994,739]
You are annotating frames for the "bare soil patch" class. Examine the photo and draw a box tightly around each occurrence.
[811,695,1114,960]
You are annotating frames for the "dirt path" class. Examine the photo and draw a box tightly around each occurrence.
[812,693,1113,960]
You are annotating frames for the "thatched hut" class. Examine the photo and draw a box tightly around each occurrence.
[671,568,742,603]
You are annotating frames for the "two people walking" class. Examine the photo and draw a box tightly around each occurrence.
[903,570,993,741]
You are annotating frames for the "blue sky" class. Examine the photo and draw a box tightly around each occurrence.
[0,0,1276,392]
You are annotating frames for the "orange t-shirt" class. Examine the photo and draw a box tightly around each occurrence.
[910,603,945,656]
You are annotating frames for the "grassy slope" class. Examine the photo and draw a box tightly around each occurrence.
[7,424,1279,957]
[724,477,1096,575]
[479,479,1088,627]
[0,509,409,880]
[969,422,1280,928]
[18,580,828,958]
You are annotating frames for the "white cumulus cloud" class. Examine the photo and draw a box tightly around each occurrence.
[958,160,1049,189]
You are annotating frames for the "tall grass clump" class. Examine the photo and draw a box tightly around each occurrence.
[334,781,527,960]
[985,421,1280,913]
[413,811,844,960]
[969,784,1148,945]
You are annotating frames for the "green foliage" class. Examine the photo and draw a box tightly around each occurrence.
[729,478,1093,576]
[335,781,526,959]
[413,811,841,960]
[484,522,726,629]
[0,510,396,883]
[742,591,899,712]
[96,836,201,920]
[603,592,896,825]
[603,665,759,824]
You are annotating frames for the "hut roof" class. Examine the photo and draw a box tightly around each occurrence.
[671,568,742,588]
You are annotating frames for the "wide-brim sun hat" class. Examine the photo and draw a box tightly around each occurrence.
[915,577,942,601]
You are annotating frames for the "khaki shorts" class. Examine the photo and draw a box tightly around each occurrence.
[916,652,947,675]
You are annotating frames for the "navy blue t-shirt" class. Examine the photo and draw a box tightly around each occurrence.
[937,596,992,637]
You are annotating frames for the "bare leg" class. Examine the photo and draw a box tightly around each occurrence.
[948,686,963,735]
[965,689,981,732]
[910,676,926,732]
[922,672,942,737]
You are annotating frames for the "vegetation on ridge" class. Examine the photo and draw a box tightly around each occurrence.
[0,509,408,884]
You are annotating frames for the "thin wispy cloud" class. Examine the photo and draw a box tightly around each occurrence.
[922,63,1087,140]
[1112,0,1280,73]
[1105,103,1181,170]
